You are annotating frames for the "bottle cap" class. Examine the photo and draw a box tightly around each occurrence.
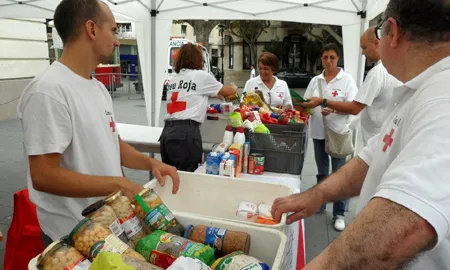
[225,125,233,132]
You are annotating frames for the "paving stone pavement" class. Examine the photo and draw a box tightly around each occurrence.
[0,92,363,267]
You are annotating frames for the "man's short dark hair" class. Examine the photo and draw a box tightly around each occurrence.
[54,0,103,44]
[321,43,341,57]
[384,0,450,43]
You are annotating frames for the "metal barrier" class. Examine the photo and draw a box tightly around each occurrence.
[92,72,144,100]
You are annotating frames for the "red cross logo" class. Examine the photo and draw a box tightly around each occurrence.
[382,129,395,152]
[109,116,116,132]
[332,90,338,97]
[278,93,283,99]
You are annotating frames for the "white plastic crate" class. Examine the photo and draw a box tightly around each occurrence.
[28,212,287,270]
[174,211,287,269]
[144,171,294,231]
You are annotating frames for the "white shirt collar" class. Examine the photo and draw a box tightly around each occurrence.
[318,67,345,81]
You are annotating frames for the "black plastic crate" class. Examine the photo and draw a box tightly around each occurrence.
[246,130,306,175]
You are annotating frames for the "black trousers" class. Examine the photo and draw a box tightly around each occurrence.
[159,120,203,172]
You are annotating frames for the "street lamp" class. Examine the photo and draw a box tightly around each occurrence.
[218,24,225,83]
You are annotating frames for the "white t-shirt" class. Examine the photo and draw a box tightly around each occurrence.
[357,56,450,269]
[250,68,256,79]
[304,68,358,139]
[242,75,293,108]
[354,61,402,145]
[165,69,222,123]
[17,61,123,240]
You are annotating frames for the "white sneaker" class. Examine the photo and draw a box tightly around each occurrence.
[334,216,345,231]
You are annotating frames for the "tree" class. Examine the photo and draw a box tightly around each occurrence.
[225,20,271,67]
[173,20,222,48]
[263,40,288,61]
[303,39,322,73]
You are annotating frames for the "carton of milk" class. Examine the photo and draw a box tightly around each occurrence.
[206,152,223,175]
[219,152,235,178]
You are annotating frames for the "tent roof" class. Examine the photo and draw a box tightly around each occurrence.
[0,0,386,26]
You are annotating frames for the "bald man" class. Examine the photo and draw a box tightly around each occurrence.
[303,26,402,145]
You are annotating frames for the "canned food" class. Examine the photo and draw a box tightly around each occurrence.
[134,189,185,236]
[37,240,91,270]
[248,153,265,175]
[69,218,145,262]
[81,199,130,247]
[105,191,147,246]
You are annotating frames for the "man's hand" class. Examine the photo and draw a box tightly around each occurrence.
[150,159,180,194]
[321,107,334,116]
[272,188,325,224]
[301,97,322,108]
[121,177,145,202]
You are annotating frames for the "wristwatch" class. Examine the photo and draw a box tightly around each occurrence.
[321,98,328,108]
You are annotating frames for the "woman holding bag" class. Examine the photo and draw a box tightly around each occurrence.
[302,43,358,231]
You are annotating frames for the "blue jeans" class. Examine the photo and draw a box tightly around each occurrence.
[313,139,348,217]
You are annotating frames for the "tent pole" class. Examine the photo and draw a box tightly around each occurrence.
[151,1,157,128]
[352,1,368,159]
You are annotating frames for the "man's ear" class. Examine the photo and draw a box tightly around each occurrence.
[85,20,96,40]
[388,17,401,48]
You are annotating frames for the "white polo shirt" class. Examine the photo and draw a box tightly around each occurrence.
[242,75,293,108]
[354,61,402,145]
[304,68,358,139]
[165,69,223,124]
[358,56,450,269]
[17,61,122,240]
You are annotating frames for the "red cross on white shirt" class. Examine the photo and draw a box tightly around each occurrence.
[109,116,116,132]
[332,90,338,97]
[382,129,395,152]
[278,93,283,99]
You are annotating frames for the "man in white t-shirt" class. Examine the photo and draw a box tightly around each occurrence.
[17,0,179,246]
[272,0,450,268]
[250,64,256,79]
[303,26,402,146]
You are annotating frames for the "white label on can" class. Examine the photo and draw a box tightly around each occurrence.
[120,213,144,239]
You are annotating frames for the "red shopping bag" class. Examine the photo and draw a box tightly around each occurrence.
[4,189,44,270]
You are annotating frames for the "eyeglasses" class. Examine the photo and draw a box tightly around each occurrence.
[322,55,337,61]
[375,17,401,40]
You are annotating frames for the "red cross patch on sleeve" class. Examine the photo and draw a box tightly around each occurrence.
[167,92,187,114]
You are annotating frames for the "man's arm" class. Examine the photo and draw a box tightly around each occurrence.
[119,137,180,193]
[29,153,143,200]
[305,197,437,269]
[272,157,369,224]
[302,97,366,115]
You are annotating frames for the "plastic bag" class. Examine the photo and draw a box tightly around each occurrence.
[229,112,243,128]
[167,257,212,270]
[89,252,163,270]
[254,124,270,134]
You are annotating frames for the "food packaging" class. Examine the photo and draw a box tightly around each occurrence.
[229,144,243,178]
[242,141,250,173]
[167,257,212,270]
[236,201,258,222]
[255,204,277,225]
[134,189,185,236]
[249,153,265,175]
[135,230,216,267]
[219,153,235,178]
[105,191,148,246]
[82,199,130,247]
[229,112,243,128]
[184,225,250,257]
[89,252,163,270]
[211,251,270,270]
[69,218,145,261]
[36,240,91,270]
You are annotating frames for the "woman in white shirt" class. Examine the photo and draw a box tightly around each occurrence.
[160,43,237,172]
[241,52,293,110]
[302,43,358,231]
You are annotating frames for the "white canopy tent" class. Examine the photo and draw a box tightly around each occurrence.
[0,0,388,127]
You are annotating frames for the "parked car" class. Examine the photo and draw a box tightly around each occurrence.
[276,68,313,88]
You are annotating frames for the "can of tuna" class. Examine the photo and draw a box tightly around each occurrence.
[248,153,264,175]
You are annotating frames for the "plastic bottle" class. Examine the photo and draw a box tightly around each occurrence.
[233,127,246,145]
[223,125,234,144]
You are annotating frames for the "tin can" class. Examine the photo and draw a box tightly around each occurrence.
[248,153,264,175]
